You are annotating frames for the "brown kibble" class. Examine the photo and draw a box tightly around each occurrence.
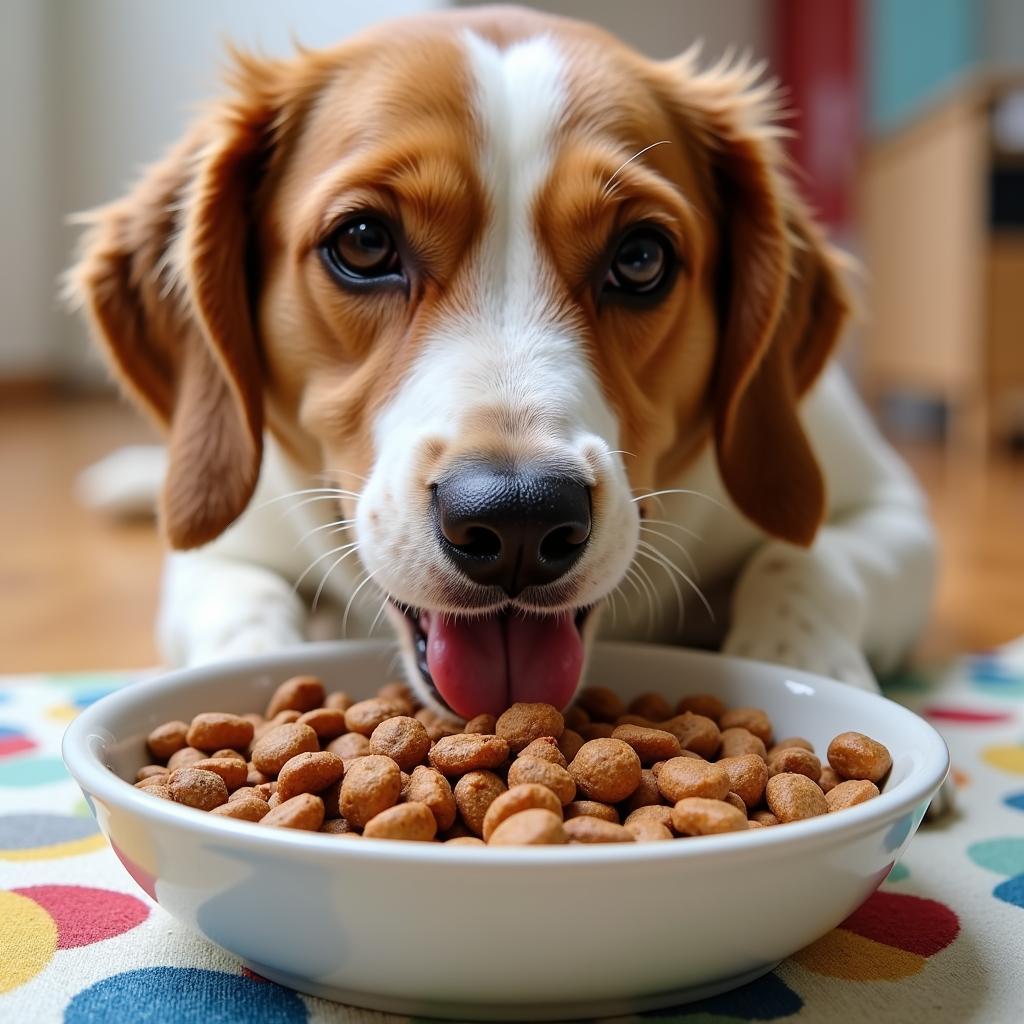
[250,723,319,775]
[265,675,326,719]
[751,809,779,827]
[377,681,415,713]
[718,707,773,745]
[569,738,642,803]
[368,716,431,771]
[766,773,829,822]
[620,770,664,815]
[496,703,565,753]
[210,796,270,822]
[142,784,173,801]
[320,817,356,834]
[564,816,635,844]
[718,727,767,760]
[576,686,625,723]
[671,797,748,836]
[826,779,880,812]
[277,751,345,801]
[340,755,401,828]
[507,755,576,805]
[628,692,673,721]
[445,836,486,846]
[675,693,726,721]
[464,713,497,735]
[624,805,674,829]
[818,766,842,793]
[186,713,254,754]
[657,757,730,803]
[517,736,567,767]
[624,818,674,842]
[482,784,562,841]
[405,766,457,831]
[167,746,207,771]
[296,708,348,741]
[211,748,246,762]
[135,775,168,790]
[748,820,765,829]
[557,728,585,762]
[415,707,462,741]
[579,722,616,741]
[716,755,769,809]
[615,714,656,728]
[563,706,589,731]
[192,757,248,792]
[454,771,507,836]
[326,732,370,760]
[611,724,682,764]
[345,698,406,737]
[564,800,619,823]
[827,732,892,783]
[724,792,746,814]
[146,721,188,761]
[324,691,353,712]
[260,793,325,831]
[488,809,568,845]
[659,713,720,759]
[363,802,437,841]
[246,765,271,787]
[428,733,510,776]
[769,736,815,756]
[168,767,228,811]
[767,747,822,782]
[136,765,169,782]
[271,710,302,726]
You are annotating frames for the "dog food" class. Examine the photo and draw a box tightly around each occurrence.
[134,678,893,846]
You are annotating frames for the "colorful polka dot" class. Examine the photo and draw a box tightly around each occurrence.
[0,889,57,993]
[0,725,36,758]
[981,745,1024,775]
[635,971,803,1021]
[45,703,80,724]
[922,706,1013,724]
[886,862,911,883]
[1003,792,1024,812]
[0,755,70,787]
[967,837,1024,876]
[64,968,308,1023]
[13,886,148,948]
[968,658,1024,698]
[0,812,105,861]
[70,687,119,708]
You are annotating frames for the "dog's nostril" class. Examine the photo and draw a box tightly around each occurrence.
[539,524,587,563]
[461,526,502,559]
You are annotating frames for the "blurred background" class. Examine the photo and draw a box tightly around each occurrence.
[1,0,1021,671]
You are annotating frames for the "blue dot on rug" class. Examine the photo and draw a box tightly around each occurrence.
[1003,792,1024,813]
[636,971,803,1021]
[993,875,1024,911]
[65,967,308,1023]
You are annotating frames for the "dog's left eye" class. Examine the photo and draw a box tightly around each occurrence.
[321,217,402,283]
[604,228,673,298]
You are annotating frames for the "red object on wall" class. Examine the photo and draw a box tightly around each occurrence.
[772,0,863,231]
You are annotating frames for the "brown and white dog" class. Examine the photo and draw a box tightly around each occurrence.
[69,6,934,719]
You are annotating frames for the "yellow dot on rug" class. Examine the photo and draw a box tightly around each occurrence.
[791,927,926,980]
[0,890,58,992]
[982,745,1024,775]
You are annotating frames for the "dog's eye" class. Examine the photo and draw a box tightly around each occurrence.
[322,217,401,282]
[604,228,673,298]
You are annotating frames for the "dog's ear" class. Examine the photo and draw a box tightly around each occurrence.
[665,55,851,546]
[67,52,321,549]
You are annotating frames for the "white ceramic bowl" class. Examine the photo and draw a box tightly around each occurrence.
[63,641,947,1020]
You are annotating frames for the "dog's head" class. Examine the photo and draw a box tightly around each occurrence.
[69,6,848,717]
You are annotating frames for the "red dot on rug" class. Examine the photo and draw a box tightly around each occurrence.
[840,891,960,957]
[13,885,149,948]
[922,706,1013,724]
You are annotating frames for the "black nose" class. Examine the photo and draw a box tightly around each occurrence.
[433,469,591,596]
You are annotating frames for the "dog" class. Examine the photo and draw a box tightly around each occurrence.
[68,5,935,721]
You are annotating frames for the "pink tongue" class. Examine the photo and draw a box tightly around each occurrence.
[425,612,584,719]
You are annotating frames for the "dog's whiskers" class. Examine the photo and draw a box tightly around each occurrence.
[642,517,703,543]
[342,568,384,639]
[637,540,715,623]
[293,540,360,596]
[637,541,686,633]
[630,487,726,510]
[294,518,356,548]
[638,524,701,580]
[312,544,363,613]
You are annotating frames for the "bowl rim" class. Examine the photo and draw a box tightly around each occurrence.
[62,640,949,869]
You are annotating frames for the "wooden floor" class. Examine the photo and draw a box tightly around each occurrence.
[1,395,1021,672]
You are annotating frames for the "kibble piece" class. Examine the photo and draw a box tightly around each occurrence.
[564,800,619,823]
[751,809,779,827]
[482,784,562,841]
[827,732,892,783]
[671,797,748,836]
[136,765,169,782]
[265,675,326,719]
[718,727,767,760]
[615,714,656,728]
[212,748,246,762]
[345,698,406,737]
[271,710,302,726]
[363,802,437,841]
[495,703,565,753]
[569,739,642,803]
[518,736,567,767]
[826,779,880,812]
[659,713,720,759]
[563,706,590,731]
[718,707,773,745]
[320,817,356,834]
[628,692,673,721]
[428,734,510,776]
[769,737,815,756]
[464,713,497,735]
[716,755,769,810]
[579,722,616,741]
[168,767,229,811]
[135,775,168,790]
[612,724,682,765]
[507,756,576,805]
[167,746,207,771]
[246,765,271,787]
[557,728,585,763]
[369,716,432,771]
[818,766,842,793]
[250,723,320,776]
[340,755,402,828]
[564,817,635,844]
[296,708,348,741]
[767,747,822,782]
[624,805,674,829]
[260,793,325,831]
[186,713,254,754]
[453,771,507,836]
[766,773,829,822]
[748,820,765,829]
[624,818,674,842]
[327,732,370,760]
[576,686,625,723]
[146,721,189,761]
[488,809,568,845]
[657,757,731,803]
[675,693,726,721]
[277,751,345,801]
[620,770,663,814]
[191,757,248,792]
[210,796,270,822]
[142,784,173,801]
[415,708,462,741]
[377,681,415,713]
[445,836,486,846]
[405,766,457,832]
[724,792,746,814]
[324,691,353,712]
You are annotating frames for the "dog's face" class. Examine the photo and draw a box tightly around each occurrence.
[70,7,847,718]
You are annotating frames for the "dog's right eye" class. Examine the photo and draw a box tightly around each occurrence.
[321,217,403,284]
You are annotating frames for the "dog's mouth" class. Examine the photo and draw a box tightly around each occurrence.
[393,602,591,719]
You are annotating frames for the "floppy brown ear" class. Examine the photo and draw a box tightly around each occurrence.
[669,57,851,546]
[67,54,314,549]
